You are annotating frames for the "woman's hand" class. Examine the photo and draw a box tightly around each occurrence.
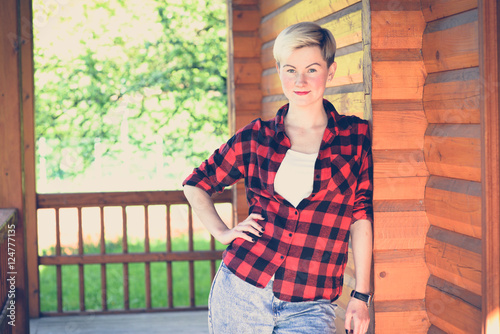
[215,213,265,245]
[344,297,370,334]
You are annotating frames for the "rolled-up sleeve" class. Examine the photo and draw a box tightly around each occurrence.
[352,124,373,224]
[182,133,245,196]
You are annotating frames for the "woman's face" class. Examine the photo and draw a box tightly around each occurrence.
[277,46,336,109]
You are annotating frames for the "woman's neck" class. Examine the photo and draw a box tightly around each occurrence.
[286,102,328,130]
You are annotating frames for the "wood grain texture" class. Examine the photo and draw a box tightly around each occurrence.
[423,16,479,73]
[426,285,481,334]
[17,0,38,319]
[424,124,481,182]
[374,299,429,334]
[421,0,478,22]
[37,189,232,208]
[373,150,429,178]
[235,86,262,111]
[233,10,260,31]
[374,249,429,301]
[425,232,482,295]
[372,108,427,150]
[425,177,481,238]
[374,309,430,334]
[371,10,426,49]
[324,91,366,118]
[233,34,261,58]
[374,177,427,201]
[234,61,262,85]
[373,211,429,251]
[0,0,31,329]
[372,61,426,100]
[423,68,480,124]
[322,9,363,49]
[479,0,500,331]
[259,0,294,17]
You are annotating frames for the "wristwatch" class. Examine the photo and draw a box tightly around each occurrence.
[350,290,372,307]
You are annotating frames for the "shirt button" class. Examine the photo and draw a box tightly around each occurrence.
[316,174,320,179]
[288,233,292,237]
[295,211,298,215]
[280,256,284,259]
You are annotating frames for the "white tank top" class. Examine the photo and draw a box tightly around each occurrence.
[274,149,318,207]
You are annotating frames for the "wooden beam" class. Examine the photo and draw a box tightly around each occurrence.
[0,0,30,330]
[426,285,481,333]
[426,226,482,296]
[37,189,233,208]
[38,250,224,265]
[19,0,39,319]
[424,124,481,182]
[479,0,500,332]
[423,68,480,124]
[425,176,481,239]
[421,0,477,23]
[422,10,479,74]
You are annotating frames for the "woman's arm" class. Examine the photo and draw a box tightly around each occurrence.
[344,218,372,334]
[183,185,264,245]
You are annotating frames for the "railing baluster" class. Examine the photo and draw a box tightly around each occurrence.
[122,206,129,310]
[210,235,216,280]
[55,208,62,313]
[144,205,151,309]
[100,206,107,311]
[188,205,195,307]
[77,207,85,312]
[166,204,173,308]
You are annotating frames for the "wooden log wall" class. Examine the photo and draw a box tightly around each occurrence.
[227,0,262,226]
[370,0,430,332]
[421,0,482,333]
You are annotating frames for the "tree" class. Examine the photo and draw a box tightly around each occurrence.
[34,0,228,191]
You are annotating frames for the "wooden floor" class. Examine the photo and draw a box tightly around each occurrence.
[30,311,209,334]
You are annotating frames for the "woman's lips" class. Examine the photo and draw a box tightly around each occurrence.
[294,91,310,95]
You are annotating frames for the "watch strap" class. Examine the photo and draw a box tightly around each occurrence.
[350,290,372,306]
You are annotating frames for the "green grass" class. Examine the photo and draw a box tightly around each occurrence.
[39,234,226,312]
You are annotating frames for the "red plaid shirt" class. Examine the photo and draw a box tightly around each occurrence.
[183,99,373,302]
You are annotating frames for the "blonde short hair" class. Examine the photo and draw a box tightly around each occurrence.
[273,22,336,68]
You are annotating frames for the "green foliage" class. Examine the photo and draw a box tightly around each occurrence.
[34,0,228,186]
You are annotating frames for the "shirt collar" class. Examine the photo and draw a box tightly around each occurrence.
[274,99,346,144]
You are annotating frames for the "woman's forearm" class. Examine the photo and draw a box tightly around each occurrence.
[350,219,373,293]
[183,185,229,241]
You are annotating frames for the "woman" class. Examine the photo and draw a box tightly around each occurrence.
[183,22,373,334]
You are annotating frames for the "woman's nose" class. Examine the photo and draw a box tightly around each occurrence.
[295,73,307,86]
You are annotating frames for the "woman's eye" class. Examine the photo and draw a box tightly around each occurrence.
[287,69,295,73]
[308,68,317,73]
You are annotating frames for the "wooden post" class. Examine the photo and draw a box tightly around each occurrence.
[479,0,500,332]
[0,0,35,331]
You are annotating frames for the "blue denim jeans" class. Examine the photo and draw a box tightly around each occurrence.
[208,262,337,334]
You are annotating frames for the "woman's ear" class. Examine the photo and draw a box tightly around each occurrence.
[327,62,337,82]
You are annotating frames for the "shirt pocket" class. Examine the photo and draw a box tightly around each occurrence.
[328,154,361,196]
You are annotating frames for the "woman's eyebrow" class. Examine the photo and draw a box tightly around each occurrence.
[283,62,322,68]
[306,63,321,68]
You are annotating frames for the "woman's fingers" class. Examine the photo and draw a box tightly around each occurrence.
[232,213,265,243]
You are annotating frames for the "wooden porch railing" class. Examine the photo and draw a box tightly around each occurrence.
[34,189,233,316]
[0,209,17,334]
